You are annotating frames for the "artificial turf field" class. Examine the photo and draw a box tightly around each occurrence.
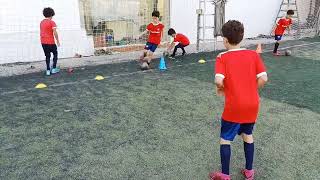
[1,38,320,179]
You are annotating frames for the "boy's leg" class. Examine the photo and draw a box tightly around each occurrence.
[273,35,282,53]
[141,42,150,62]
[181,44,187,55]
[242,133,254,170]
[219,120,240,175]
[172,43,183,57]
[273,41,280,53]
[144,43,157,64]
[220,138,232,175]
[51,44,58,69]
[239,124,255,179]
[145,51,154,64]
[140,50,148,61]
[210,120,239,179]
[42,44,51,71]
[171,45,179,57]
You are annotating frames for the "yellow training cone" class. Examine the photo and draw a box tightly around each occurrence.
[95,75,105,81]
[35,83,47,89]
[198,59,206,64]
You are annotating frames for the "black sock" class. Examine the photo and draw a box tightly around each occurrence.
[244,142,254,170]
[273,42,279,53]
[220,144,231,175]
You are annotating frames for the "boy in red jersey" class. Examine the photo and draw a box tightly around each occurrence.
[139,10,164,70]
[272,10,294,56]
[209,20,268,180]
[40,7,60,76]
[167,28,190,58]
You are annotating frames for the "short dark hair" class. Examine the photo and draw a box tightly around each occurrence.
[168,28,176,36]
[152,10,160,18]
[221,20,244,45]
[287,10,294,15]
[43,7,55,18]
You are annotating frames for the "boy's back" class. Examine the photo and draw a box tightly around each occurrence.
[40,18,56,44]
[210,20,268,180]
[215,49,266,123]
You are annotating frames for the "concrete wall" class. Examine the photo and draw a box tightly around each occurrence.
[170,0,283,44]
[0,0,94,64]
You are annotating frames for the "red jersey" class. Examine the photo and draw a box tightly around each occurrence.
[215,49,267,123]
[174,33,190,46]
[147,22,164,45]
[40,19,57,44]
[275,18,292,35]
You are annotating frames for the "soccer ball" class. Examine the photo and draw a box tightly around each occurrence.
[285,50,292,56]
[140,62,149,70]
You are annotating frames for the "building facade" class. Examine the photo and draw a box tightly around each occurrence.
[0,0,294,64]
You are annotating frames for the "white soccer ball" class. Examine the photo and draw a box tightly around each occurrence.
[285,50,292,56]
[140,62,149,70]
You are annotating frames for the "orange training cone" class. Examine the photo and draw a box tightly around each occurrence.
[256,43,262,54]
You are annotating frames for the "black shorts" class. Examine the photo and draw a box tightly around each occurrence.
[42,44,57,55]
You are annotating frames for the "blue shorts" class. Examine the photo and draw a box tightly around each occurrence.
[145,42,158,52]
[275,35,283,41]
[220,119,255,141]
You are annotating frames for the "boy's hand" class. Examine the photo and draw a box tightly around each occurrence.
[56,41,60,47]
[215,76,225,96]
[216,87,224,96]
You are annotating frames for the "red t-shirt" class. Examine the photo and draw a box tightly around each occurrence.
[215,49,267,123]
[174,33,190,46]
[147,22,164,45]
[40,19,57,44]
[275,18,292,35]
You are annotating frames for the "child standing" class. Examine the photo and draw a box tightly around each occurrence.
[272,10,294,56]
[209,20,268,180]
[139,10,164,70]
[40,7,60,76]
[167,28,190,58]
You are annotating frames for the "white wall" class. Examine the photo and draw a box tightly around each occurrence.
[0,0,94,64]
[170,0,283,44]
[170,0,199,44]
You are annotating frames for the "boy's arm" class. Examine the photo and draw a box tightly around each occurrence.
[139,30,149,38]
[287,25,292,35]
[255,53,268,88]
[271,24,276,35]
[53,28,60,47]
[167,42,175,51]
[257,74,268,88]
[287,19,293,35]
[215,75,225,96]
[215,54,226,96]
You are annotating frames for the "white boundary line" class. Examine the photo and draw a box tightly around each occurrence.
[1,41,320,96]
